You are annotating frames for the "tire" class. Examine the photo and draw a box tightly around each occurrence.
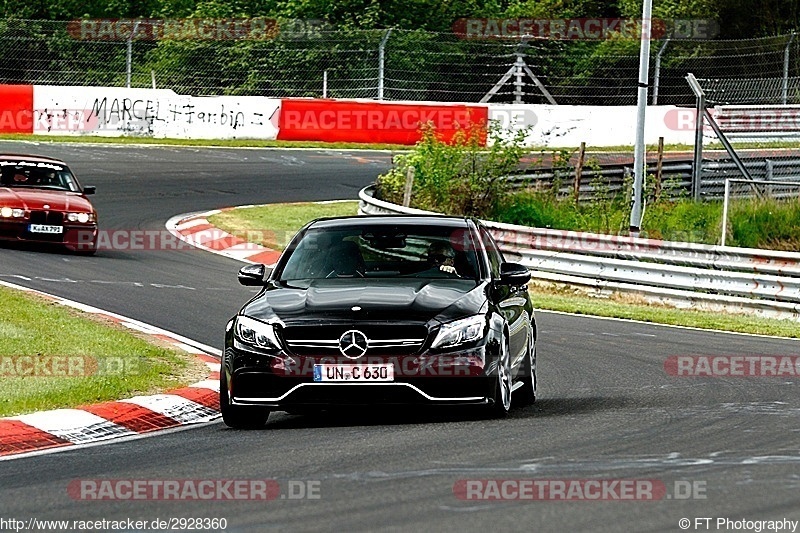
[220,370,270,429]
[517,332,537,406]
[67,242,97,255]
[488,334,512,418]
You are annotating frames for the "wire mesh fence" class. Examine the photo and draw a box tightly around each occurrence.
[1,19,799,106]
[686,71,800,208]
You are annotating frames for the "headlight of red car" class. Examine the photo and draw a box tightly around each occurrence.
[65,212,95,223]
[0,207,25,218]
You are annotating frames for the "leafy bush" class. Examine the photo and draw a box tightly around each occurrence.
[375,121,531,218]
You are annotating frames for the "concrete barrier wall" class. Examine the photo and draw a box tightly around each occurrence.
[1,85,281,139]
[1,84,697,146]
[488,104,696,147]
[277,98,488,145]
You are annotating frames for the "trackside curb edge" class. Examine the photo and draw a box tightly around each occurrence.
[0,280,222,460]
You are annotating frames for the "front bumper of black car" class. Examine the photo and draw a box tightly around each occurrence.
[223,343,498,408]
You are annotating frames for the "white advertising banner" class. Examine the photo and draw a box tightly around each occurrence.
[488,104,697,147]
[32,86,280,140]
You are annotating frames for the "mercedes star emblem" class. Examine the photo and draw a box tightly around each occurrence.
[338,329,369,359]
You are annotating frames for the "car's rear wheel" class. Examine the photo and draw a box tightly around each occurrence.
[489,334,512,417]
[517,332,537,405]
[219,370,270,429]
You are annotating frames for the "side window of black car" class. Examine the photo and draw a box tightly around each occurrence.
[480,227,502,278]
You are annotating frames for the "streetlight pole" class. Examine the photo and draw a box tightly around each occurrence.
[630,0,653,236]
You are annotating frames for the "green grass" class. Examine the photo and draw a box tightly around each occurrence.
[207,200,800,338]
[208,201,359,251]
[529,281,800,339]
[493,190,800,249]
[728,197,800,250]
[0,286,206,417]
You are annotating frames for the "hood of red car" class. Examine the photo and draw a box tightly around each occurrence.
[0,188,94,213]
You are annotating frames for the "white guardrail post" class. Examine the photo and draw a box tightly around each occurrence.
[358,185,800,320]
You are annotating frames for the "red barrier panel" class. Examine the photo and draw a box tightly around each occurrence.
[0,85,34,134]
[277,99,488,145]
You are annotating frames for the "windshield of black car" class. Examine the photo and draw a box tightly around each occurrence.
[278,224,481,281]
[0,162,80,192]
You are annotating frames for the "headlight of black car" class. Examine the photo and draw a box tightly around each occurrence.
[233,316,282,352]
[431,315,486,350]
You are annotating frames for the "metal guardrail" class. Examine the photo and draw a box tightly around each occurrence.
[358,185,800,319]
[504,158,800,200]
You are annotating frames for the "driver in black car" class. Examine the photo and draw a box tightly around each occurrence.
[422,240,459,276]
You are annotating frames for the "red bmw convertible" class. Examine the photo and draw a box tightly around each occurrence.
[0,154,98,254]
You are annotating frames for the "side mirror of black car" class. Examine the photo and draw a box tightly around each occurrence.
[238,264,269,286]
[497,262,531,286]
[83,186,96,195]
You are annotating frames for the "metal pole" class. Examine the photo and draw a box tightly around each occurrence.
[652,35,670,105]
[514,52,524,104]
[686,73,706,200]
[721,178,730,246]
[126,21,140,88]
[630,0,653,235]
[783,32,795,105]
[574,142,586,203]
[693,94,706,199]
[654,136,664,201]
[126,41,133,88]
[323,70,328,98]
[403,166,415,207]
[378,29,392,100]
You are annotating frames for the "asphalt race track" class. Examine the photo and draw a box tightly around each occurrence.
[1,141,799,532]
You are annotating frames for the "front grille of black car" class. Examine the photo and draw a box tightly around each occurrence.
[29,211,64,225]
[281,324,428,356]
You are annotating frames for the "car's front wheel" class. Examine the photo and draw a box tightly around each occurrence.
[488,335,512,418]
[219,370,270,429]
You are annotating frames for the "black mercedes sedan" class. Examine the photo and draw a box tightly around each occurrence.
[221,215,537,428]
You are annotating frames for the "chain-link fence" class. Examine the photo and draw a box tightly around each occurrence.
[1,19,799,105]
[682,71,800,226]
